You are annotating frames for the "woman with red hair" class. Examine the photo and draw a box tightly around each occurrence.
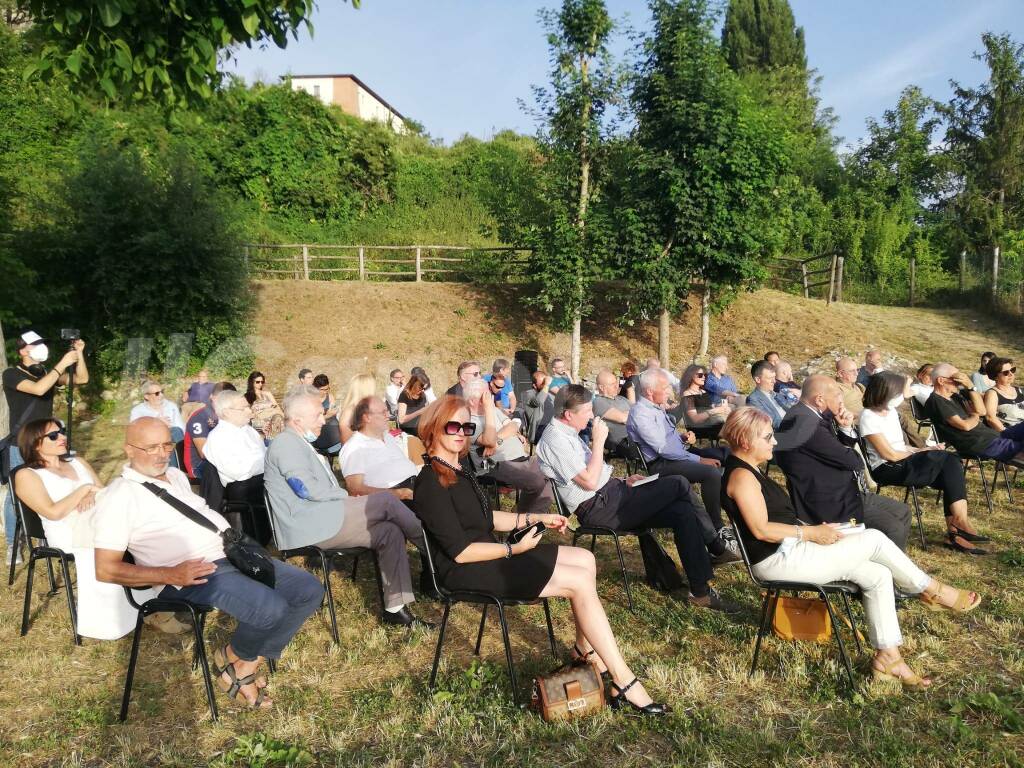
[413,396,667,716]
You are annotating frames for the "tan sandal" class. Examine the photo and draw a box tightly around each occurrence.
[872,659,931,690]
[920,584,982,614]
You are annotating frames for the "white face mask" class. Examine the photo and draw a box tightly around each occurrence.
[28,344,49,362]
[887,394,905,410]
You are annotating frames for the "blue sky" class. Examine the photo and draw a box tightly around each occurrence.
[223,0,1024,150]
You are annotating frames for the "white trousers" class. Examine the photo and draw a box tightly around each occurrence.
[752,528,930,649]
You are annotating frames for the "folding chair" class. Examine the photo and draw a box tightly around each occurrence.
[423,530,557,706]
[856,437,928,549]
[931,421,996,514]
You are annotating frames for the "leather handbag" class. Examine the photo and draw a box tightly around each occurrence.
[770,595,832,642]
[530,662,606,722]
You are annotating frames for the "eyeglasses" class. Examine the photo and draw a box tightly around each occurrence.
[128,442,176,456]
[42,426,67,441]
[1000,367,1017,375]
[443,421,477,436]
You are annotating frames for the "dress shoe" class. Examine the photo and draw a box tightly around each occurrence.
[381,605,436,629]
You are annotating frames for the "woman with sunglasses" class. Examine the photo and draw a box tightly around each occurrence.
[678,363,731,440]
[722,407,981,690]
[413,396,668,715]
[245,371,283,439]
[13,419,155,639]
[860,372,988,555]
[983,357,1024,430]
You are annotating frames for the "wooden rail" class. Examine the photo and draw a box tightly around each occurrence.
[766,253,844,304]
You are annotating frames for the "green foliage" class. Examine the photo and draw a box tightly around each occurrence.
[213,732,314,768]
[721,0,806,72]
[19,0,358,107]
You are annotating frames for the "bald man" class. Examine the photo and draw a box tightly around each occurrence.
[92,417,324,710]
[592,368,633,452]
[773,376,911,549]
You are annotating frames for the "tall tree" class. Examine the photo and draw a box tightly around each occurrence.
[721,0,806,73]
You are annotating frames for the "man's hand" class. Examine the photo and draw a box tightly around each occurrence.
[834,403,855,429]
[392,487,414,501]
[953,371,974,389]
[625,474,647,487]
[72,339,86,353]
[168,559,217,586]
[540,514,568,533]
[57,349,78,372]
[684,430,696,445]
[591,416,609,445]
[482,445,497,458]
[699,457,721,467]
[516,434,529,449]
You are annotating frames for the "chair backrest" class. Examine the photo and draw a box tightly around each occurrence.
[855,435,881,486]
[261,489,283,550]
[720,502,767,589]
[547,477,570,518]
[621,437,650,475]
[419,528,451,598]
[10,466,49,541]
[908,396,930,425]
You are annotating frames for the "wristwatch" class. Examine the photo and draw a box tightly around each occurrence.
[497,437,504,446]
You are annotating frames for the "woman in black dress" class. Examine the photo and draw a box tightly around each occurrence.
[414,395,667,715]
[397,373,429,436]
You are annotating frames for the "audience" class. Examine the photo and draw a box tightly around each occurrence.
[592,369,632,455]
[523,371,555,443]
[414,396,668,715]
[339,396,419,500]
[548,357,573,394]
[264,387,432,627]
[337,373,377,445]
[619,360,639,403]
[910,364,934,406]
[94,416,324,710]
[398,372,431,436]
[646,357,679,391]
[312,374,342,456]
[463,380,554,516]
[183,368,213,404]
[856,349,884,389]
[245,371,283,440]
[971,352,996,394]
[705,355,741,406]
[773,376,911,549]
[678,363,732,438]
[859,372,987,555]
[982,356,1024,429]
[484,358,517,415]
[746,360,789,428]
[773,361,800,408]
[721,406,981,690]
[537,385,722,608]
[184,381,236,480]
[445,360,482,398]
[384,369,405,419]
[835,356,865,416]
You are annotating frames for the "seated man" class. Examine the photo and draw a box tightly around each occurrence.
[746,360,789,428]
[384,368,405,420]
[626,369,738,563]
[182,368,214,404]
[548,357,573,394]
[927,362,1024,464]
[773,361,800,408]
[645,357,679,392]
[202,390,268,536]
[856,349,883,389]
[464,380,554,515]
[773,376,911,549]
[537,385,724,608]
[523,371,554,442]
[483,358,517,415]
[592,368,632,455]
[184,381,235,480]
[835,357,865,416]
[131,379,186,467]
[93,417,324,711]
[339,396,419,500]
[705,355,741,406]
[264,386,433,627]
[445,360,481,398]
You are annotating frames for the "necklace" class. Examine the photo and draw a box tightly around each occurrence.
[428,454,491,519]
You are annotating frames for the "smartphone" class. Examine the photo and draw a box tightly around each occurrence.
[507,521,545,544]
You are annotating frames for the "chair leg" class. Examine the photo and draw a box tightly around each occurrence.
[495,602,520,706]
[59,556,80,645]
[979,461,994,514]
[542,599,557,660]
[821,593,855,691]
[191,611,218,722]
[474,604,488,656]
[590,535,596,552]
[369,551,385,615]
[909,487,926,549]
[351,553,359,581]
[45,557,59,595]
[7,517,21,586]
[20,553,35,636]
[839,592,862,654]
[320,553,340,646]
[428,603,451,691]
[750,590,773,678]
[1000,462,1013,502]
[610,533,635,613]
[119,612,146,721]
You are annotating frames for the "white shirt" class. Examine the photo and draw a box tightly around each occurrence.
[385,383,403,410]
[339,430,418,488]
[858,407,908,469]
[202,420,266,485]
[536,418,613,513]
[910,382,933,406]
[130,399,185,432]
[92,465,228,582]
[424,386,438,404]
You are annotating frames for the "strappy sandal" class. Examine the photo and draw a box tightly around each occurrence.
[570,643,611,681]
[872,659,930,690]
[948,525,990,543]
[920,584,982,614]
[946,531,988,555]
[213,645,268,689]
[214,647,272,708]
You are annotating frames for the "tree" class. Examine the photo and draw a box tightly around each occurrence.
[721,0,806,73]
[623,0,789,363]
[18,0,358,106]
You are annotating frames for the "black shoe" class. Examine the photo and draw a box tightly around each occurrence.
[381,605,436,629]
[949,525,991,543]
[608,678,668,716]
[946,533,988,556]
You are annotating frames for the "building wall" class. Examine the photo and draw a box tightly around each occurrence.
[290,76,405,134]
[331,77,360,118]
[354,83,406,133]
[291,76,334,104]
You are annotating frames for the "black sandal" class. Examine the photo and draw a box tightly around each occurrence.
[946,531,988,556]
[571,644,611,681]
[215,648,272,709]
[948,525,990,543]
[608,678,668,716]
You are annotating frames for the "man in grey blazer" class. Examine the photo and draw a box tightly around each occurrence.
[745,360,790,429]
[265,386,432,628]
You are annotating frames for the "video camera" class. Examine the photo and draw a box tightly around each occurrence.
[60,328,81,343]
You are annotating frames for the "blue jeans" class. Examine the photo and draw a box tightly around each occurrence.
[4,445,23,546]
[159,559,323,661]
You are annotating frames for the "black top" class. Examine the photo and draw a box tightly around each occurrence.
[924,391,997,456]
[412,460,557,599]
[398,391,427,414]
[995,387,1024,406]
[2,364,56,432]
[721,455,799,565]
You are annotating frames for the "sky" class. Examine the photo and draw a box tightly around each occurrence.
[223,0,1024,150]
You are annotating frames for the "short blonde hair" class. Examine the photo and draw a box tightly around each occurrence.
[720,406,771,452]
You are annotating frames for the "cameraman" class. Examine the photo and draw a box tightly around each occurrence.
[2,331,88,562]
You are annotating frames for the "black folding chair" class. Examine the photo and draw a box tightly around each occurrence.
[856,436,928,549]
[422,530,557,706]
[549,477,650,613]
[726,510,863,692]
[6,478,32,587]
[10,467,79,645]
[262,490,384,645]
[930,421,996,514]
[621,437,650,477]
[908,397,938,444]
[118,553,218,721]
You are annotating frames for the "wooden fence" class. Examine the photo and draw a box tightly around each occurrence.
[244,244,532,282]
[767,253,844,304]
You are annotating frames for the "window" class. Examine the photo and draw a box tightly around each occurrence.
[312,84,321,99]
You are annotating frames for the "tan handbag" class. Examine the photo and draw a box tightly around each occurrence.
[770,594,832,642]
[530,662,606,722]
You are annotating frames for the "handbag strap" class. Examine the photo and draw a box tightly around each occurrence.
[140,481,220,535]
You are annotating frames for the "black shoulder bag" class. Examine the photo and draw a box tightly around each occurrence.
[141,482,276,588]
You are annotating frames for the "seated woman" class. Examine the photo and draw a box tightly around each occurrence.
[677,364,731,440]
[983,356,1024,430]
[397,372,430,436]
[619,360,639,404]
[722,407,981,689]
[414,396,667,715]
[13,419,158,640]
[860,372,988,555]
[245,371,283,440]
[971,351,996,394]
[337,373,377,446]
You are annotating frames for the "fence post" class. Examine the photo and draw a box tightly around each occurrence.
[358,246,365,281]
[909,255,916,307]
[302,245,310,281]
[415,247,422,282]
[800,261,809,299]
[992,245,1000,303]
[835,256,844,303]
[827,253,838,305]
[959,250,966,293]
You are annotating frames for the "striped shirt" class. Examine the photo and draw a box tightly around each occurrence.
[536,418,613,513]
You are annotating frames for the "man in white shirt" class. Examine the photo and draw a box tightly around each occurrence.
[130,379,185,466]
[203,390,266,486]
[93,417,323,711]
[340,396,419,500]
[384,369,405,419]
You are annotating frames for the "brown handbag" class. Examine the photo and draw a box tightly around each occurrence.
[770,594,832,642]
[530,662,606,722]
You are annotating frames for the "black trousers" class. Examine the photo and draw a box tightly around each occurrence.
[860,493,911,551]
[870,451,967,517]
[648,456,725,532]
[576,476,713,597]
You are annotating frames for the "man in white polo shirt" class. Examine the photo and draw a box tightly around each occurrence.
[93,417,323,711]
[339,396,419,500]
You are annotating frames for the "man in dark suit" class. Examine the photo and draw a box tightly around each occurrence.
[773,375,911,549]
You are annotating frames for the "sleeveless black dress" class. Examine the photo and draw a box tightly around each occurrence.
[721,455,800,566]
[413,461,558,599]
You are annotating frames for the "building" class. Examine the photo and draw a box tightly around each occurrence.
[288,74,406,133]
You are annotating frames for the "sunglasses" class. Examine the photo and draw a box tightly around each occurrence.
[254,379,264,384]
[43,426,67,441]
[1000,368,1017,375]
[146,390,163,396]
[443,421,477,436]
[694,372,706,378]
